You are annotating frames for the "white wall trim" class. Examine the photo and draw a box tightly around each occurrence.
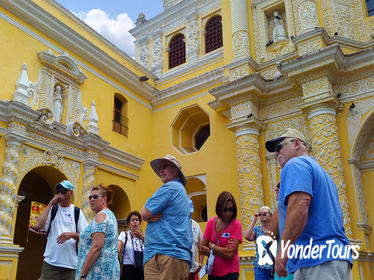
[307,108,336,120]
[235,128,259,138]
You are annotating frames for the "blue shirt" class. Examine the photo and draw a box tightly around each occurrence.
[253,225,273,270]
[278,156,352,273]
[144,178,192,265]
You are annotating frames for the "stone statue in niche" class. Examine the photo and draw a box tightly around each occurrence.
[272,11,287,42]
[52,84,64,122]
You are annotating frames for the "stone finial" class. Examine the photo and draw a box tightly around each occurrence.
[136,12,147,25]
[13,63,32,105]
[87,100,99,134]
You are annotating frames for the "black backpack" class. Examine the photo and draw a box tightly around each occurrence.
[47,204,80,253]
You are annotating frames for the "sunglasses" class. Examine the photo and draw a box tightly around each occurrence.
[56,187,67,194]
[223,207,234,213]
[258,212,268,217]
[89,194,101,200]
[274,139,296,153]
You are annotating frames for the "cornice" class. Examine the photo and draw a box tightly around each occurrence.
[101,145,144,171]
[0,0,157,101]
[292,27,374,51]
[279,44,374,83]
[0,100,145,171]
[157,48,223,83]
[279,45,345,76]
[209,72,291,101]
[152,67,224,107]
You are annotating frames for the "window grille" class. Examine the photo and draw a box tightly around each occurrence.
[169,33,186,69]
[113,97,128,137]
[205,15,223,54]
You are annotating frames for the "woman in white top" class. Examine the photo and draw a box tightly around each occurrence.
[118,211,145,280]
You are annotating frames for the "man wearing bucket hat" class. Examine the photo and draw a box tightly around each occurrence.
[34,180,88,280]
[141,155,192,280]
[265,128,352,280]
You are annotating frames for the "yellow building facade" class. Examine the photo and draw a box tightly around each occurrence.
[0,0,373,279]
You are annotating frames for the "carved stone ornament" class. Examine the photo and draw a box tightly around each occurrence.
[229,65,249,81]
[19,145,80,192]
[186,21,199,52]
[82,166,96,221]
[152,37,162,69]
[34,51,88,127]
[232,31,250,59]
[139,45,149,69]
[0,142,21,237]
[295,0,318,35]
[66,121,88,138]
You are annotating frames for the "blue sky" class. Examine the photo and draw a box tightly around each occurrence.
[56,0,164,57]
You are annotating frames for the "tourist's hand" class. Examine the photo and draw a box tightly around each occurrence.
[133,229,144,241]
[56,232,74,244]
[226,238,235,249]
[274,250,288,278]
[50,194,63,205]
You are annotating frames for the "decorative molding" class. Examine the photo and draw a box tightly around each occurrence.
[0,100,144,173]
[157,48,223,82]
[152,67,224,107]
[235,128,259,138]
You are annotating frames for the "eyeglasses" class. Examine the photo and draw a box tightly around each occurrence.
[258,212,268,217]
[89,194,101,200]
[57,188,67,194]
[274,139,296,153]
[159,164,175,171]
[223,207,234,213]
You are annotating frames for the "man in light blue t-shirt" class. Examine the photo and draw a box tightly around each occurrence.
[141,155,192,280]
[266,128,352,280]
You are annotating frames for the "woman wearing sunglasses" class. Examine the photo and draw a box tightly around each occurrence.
[200,191,242,280]
[245,206,274,280]
[76,185,120,280]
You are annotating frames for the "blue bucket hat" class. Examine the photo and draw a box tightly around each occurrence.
[55,180,74,191]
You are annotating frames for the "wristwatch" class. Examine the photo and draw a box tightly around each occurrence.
[211,244,216,254]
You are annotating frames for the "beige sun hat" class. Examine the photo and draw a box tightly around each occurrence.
[150,155,186,186]
[265,128,310,152]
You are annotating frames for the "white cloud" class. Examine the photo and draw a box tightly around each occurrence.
[75,9,136,57]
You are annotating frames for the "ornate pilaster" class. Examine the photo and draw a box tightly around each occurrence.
[231,0,250,59]
[230,122,264,249]
[0,136,21,244]
[82,159,97,222]
[229,0,251,81]
[186,12,199,64]
[307,105,352,237]
[151,31,163,76]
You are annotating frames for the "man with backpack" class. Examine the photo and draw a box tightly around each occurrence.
[34,180,88,280]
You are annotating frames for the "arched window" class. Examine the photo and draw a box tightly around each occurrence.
[367,0,374,16]
[169,33,186,69]
[205,15,223,53]
[113,95,128,137]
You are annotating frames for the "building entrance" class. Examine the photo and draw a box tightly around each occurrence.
[14,166,66,280]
